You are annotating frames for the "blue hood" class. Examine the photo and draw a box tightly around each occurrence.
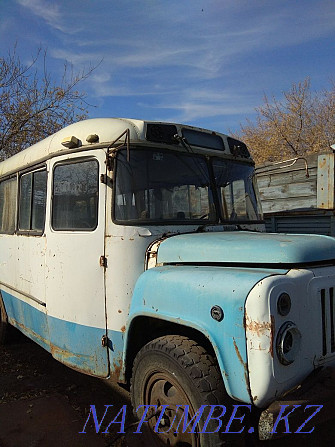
[157,231,335,265]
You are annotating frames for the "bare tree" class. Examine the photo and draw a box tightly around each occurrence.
[236,79,335,164]
[0,45,95,161]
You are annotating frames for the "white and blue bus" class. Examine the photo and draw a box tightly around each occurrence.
[1,118,335,445]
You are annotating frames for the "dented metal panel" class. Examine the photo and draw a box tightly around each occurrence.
[1,288,121,377]
[245,267,335,408]
[128,264,284,403]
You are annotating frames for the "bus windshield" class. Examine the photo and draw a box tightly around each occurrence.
[212,158,261,222]
[114,148,262,224]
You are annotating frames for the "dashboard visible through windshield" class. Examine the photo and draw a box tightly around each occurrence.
[113,148,262,225]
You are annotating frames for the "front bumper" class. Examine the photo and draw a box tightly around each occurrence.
[258,366,335,440]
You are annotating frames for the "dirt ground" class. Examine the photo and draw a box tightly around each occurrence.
[0,332,148,447]
[1,333,335,447]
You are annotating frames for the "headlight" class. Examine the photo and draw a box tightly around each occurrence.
[276,321,301,365]
[277,292,291,316]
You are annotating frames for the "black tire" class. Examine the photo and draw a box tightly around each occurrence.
[130,335,229,447]
[0,295,8,345]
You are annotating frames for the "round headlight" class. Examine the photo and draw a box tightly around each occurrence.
[276,322,301,365]
[277,293,291,316]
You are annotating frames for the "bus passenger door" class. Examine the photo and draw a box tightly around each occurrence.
[45,151,109,377]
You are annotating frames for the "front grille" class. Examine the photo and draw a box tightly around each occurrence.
[320,287,335,356]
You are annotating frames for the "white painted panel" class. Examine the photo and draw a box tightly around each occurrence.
[45,150,106,329]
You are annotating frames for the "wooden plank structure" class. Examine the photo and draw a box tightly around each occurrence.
[256,152,335,236]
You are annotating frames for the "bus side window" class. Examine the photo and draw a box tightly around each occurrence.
[52,159,99,231]
[19,169,47,233]
[0,177,17,234]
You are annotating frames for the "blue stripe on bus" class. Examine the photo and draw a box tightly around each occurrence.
[1,289,124,378]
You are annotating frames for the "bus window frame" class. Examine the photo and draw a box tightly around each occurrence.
[17,164,48,236]
[0,174,18,235]
[51,157,100,232]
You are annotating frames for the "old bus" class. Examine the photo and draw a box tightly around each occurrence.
[1,118,335,445]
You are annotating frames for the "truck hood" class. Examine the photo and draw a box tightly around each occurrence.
[157,231,335,266]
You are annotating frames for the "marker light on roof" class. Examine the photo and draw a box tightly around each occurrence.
[86,134,99,143]
[61,136,79,148]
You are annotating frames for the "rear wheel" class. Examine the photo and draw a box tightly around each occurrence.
[130,335,228,447]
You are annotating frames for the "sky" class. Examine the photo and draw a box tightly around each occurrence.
[1,0,335,134]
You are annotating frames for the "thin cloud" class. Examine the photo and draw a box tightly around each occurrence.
[16,0,81,33]
[17,0,60,22]
[137,88,257,124]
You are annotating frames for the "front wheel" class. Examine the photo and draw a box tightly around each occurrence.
[130,335,228,447]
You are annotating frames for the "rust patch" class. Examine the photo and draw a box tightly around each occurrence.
[269,315,275,357]
[245,315,272,337]
[12,319,49,347]
[120,325,126,333]
[109,356,123,381]
[233,338,250,395]
[11,319,101,376]
[118,309,122,313]
[50,343,82,361]
[233,338,246,368]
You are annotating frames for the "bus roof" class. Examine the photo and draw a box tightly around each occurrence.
[0,117,251,177]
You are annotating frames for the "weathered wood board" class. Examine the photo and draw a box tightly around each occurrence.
[256,153,334,214]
